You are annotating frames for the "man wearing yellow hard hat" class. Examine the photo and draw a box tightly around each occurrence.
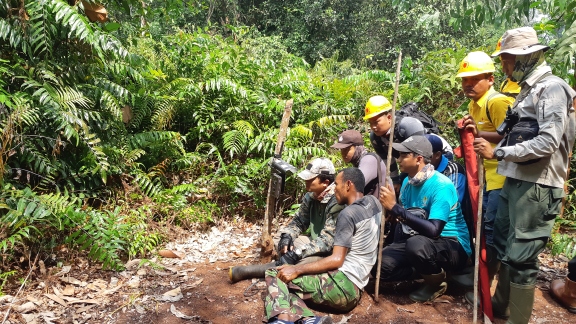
[363,95,400,185]
[453,51,514,296]
[493,37,521,97]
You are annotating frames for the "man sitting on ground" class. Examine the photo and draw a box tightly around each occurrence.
[263,168,382,324]
[377,135,471,302]
[229,158,344,282]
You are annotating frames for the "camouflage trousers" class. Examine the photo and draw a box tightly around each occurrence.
[264,268,361,322]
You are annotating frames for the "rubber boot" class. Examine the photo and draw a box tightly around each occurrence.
[229,261,276,283]
[550,276,576,313]
[491,263,511,319]
[464,255,501,305]
[507,283,535,324]
[409,269,447,302]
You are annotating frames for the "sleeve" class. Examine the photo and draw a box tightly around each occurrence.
[332,207,355,248]
[501,82,572,162]
[488,95,513,131]
[280,192,312,239]
[358,154,378,186]
[455,167,467,204]
[300,197,344,258]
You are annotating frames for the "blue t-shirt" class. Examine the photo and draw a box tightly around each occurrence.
[400,171,472,256]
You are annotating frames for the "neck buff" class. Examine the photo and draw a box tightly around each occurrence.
[408,163,435,186]
[314,182,335,203]
[511,50,546,83]
[350,145,366,167]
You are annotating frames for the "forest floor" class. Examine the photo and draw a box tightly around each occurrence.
[1,217,575,324]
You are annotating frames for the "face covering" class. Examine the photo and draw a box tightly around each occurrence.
[510,50,546,83]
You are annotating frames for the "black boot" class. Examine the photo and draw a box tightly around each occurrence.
[229,262,277,283]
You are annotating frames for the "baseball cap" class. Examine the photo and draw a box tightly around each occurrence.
[330,130,364,149]
[425,134,443,153]
[297,158,336,181]
[392,135,433,159]
[491,27,550,57]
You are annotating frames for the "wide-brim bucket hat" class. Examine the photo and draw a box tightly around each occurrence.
[491,27,549,57]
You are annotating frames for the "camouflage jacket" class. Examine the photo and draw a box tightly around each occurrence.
[280,186,344,258]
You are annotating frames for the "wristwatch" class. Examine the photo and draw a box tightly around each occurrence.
[495,148,505,161]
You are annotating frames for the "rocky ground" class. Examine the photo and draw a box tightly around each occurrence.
[1,218,575,324]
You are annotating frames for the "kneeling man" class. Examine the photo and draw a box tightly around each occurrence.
[378,135,471,302]
[263,168,382,324]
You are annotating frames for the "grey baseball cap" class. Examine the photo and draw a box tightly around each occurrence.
[392,135,433,159]
[297,158,336,180]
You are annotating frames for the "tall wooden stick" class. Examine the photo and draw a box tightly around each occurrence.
[374,51,402,302]
[260,99,294,263]
[473,155,485,324]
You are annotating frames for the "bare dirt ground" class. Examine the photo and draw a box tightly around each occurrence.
[1,218,575,324]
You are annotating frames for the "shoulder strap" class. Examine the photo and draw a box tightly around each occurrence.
[484,91,506,125]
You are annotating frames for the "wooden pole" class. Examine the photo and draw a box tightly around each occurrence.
[473,155,485,324]
[260,99,294,263]
[374,51,402,302]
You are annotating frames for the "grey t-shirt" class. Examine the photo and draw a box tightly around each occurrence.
[334,195,382,289]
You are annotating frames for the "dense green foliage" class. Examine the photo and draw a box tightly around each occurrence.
[0,0,575,274]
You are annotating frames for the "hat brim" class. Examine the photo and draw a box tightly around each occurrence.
[363,109,391,121]
[330,142,354,149]
[391,142,413,153]
[491,44,550,57]
[456,70,495,78]
[297,170,318,181]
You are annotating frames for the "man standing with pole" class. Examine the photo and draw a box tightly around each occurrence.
[474,27,576,323]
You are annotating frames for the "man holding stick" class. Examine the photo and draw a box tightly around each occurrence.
[473,27,576,323]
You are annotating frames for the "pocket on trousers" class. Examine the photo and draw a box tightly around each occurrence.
[544,187,564,221]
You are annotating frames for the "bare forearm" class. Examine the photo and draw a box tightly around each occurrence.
[478,131,503,144]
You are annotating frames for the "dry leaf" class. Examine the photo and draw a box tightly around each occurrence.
[205,297,214,302]
[53,266,71,276]
[170,304,200,320]
[15,301,37,313]
[60,276,83,286]
[155,287,183,302]
[62,285,75,296]
[39,260,46,275]
[159,249,183,258]
[43,293,68,307]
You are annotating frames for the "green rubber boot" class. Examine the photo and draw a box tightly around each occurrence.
[507,283,535,324]
[409,269,447,302]
[492,263,511,319]
[464,251,501,305]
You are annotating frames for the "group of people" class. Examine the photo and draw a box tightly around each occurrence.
[229,26,576,324]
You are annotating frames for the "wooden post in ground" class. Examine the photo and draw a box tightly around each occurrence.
[473,156,485,324]
[374,51,402,303]
[260,99,293,263]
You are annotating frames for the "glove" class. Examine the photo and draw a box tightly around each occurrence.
[277,233,293,255]
[276,250,302,266]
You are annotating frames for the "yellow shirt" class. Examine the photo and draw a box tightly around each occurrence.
[468,87,515,191]
[500,78,521,97]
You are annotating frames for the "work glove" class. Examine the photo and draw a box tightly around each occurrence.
[277,233,293,255]
[276,250,302,266]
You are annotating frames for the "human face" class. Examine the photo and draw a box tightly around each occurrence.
[430,151,442,169]
[500,53,516,80]
[304,176,327,196]
[340,146,355,163]
[368,112,392,137]
[461,73,494,101]
[333,172,346,205]
[397,152,420,177]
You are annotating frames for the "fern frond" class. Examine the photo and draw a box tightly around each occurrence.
[223,130,247,158]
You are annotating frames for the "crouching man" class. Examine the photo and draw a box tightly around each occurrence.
[263,168,382,324]
[377,135,471,302]
[230,158,344,283]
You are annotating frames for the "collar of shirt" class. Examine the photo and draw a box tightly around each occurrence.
[436,155,448,173]
[523,64,552,88]
[471,86,496,109]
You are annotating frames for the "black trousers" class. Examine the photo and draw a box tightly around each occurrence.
[378,235,469,281]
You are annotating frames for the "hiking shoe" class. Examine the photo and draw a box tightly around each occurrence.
[299,316,333,324]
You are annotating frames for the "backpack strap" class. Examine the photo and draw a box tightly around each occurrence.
[484,91,507,125]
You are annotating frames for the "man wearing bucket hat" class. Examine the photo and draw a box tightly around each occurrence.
[473,26,576,323]
[376,135,471,302]
[229,158,344,283]
[331,129,388,197]
[493,37,521,98]
[455,51,515,292]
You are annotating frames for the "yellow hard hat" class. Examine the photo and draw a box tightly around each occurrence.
[456,51,495,78]
[364,95,392,120]
[492,37,502,56]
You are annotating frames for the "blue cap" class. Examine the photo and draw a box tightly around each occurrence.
[425,134,443,153]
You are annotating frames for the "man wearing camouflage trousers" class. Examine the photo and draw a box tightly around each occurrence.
[263,168,382,324]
